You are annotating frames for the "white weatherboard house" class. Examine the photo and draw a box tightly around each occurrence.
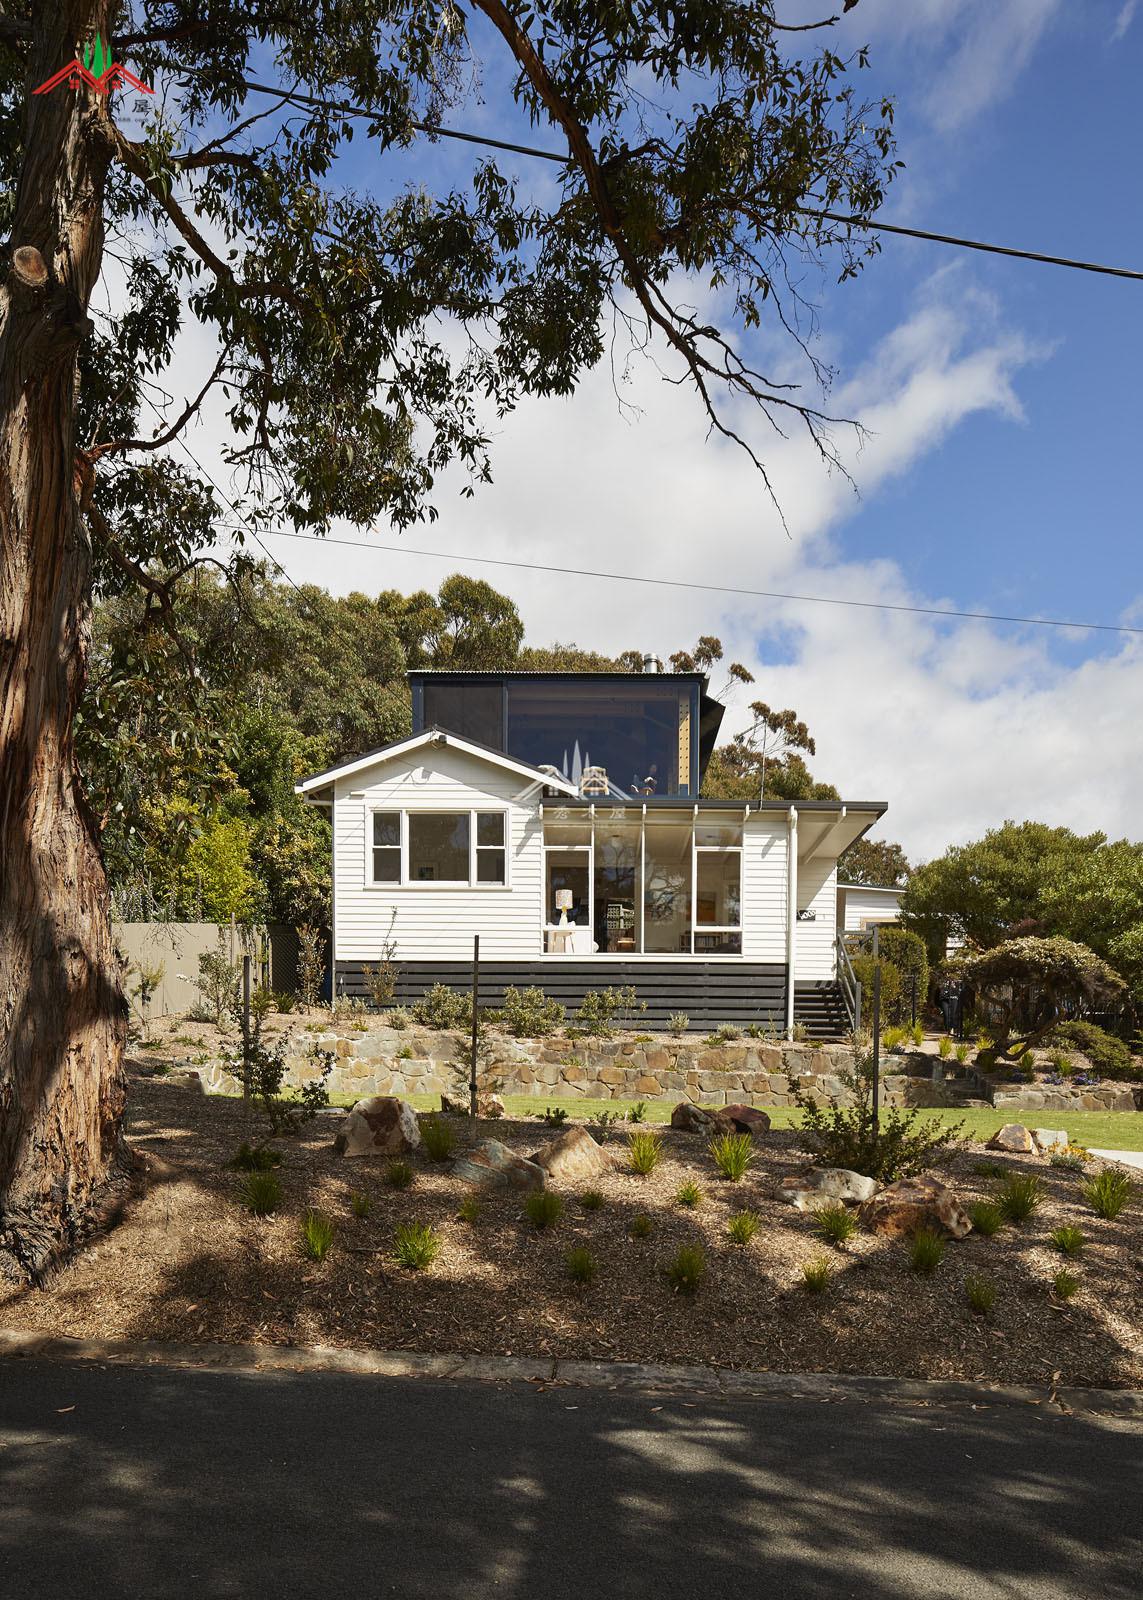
[297,670,887,1036]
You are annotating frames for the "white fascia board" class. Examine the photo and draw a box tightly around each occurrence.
[294,729,579,798]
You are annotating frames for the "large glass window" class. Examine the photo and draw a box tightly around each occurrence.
[509,680,695,796]
[422,681,503,748]
[593,815,642,953]
[408,813,470,883]
[643,818,693,954]
[696,851,741,926]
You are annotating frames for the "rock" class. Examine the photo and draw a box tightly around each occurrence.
[453,1139,546,1193]
[988,1123,1036,1154]
[670,1101,719,1133]
[530,1127,611,1184]
[169,1070,205,1094]
[334,1095,421,1158]
[774,1167,878,1210]
[1032,1127,1069,1153]
[715,1104,772,1138]
[439,1091,505,1118]
[859,1175,973,1239]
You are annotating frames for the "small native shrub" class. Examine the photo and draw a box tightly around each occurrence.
[1047,1051,1073,1077]
[525,1190,564,1229]
[813,1202,857,1247]
[882,1024,906,1052]
[576,985,645,1037]
[541,1106,569,1129]
[231,1142,282,1172]
[394,1221,440,1269]
[627,1129,663,1175]
[1051,1152,1087,1173]
[412,983,472,1030]
[971,1160,1005,1179]
[969,1201,1004,1237]
[295,923,326,1010]
[965,1274,997,1315]
[580,1189,605,1211]
[1049,1020,1132,1079]
[1020,1050,1036,1072]
[705,1023,742,1046]
[566,1247,597,1285]
[396,1044,414,1059]
[727,1210,760,1246]
[666,1244,706,1293]
[954,1042,970,1064]
[938,1036,952,1059]
[271,989,297,1014]
[420,1115,456,1162]
[589,1108,623,1129]
[909,1227,945,1274]
[996,1173,1041,1224]
[349,1191,372,1219]
[385,1159,414,1190]
[1050,1225,1085,1257]
[629,1212,654,1239]
[708,1131,755,1182]
[386,1006,411,1031]
[1083,1169,1133,1220]
[676,1180,704,1209]
[802,1256,832,1292]
[911,1021,924,1047]
[667,1012,690,1035]
[1053,1267,1081,1300]
[243,1172,282,1216]
[230,1030,333,1139]
[457,1195,481,1224]
[500,985,565,1038]
[301,1209,335,1261]
[627,1101,648,1125]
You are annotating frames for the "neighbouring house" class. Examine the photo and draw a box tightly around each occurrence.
[297,669,887,1034]
[836,881,905,933]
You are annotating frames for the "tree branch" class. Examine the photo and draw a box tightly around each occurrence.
[86,347,231,461]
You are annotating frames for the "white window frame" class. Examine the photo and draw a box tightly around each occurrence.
[692,828,743,954]
[364,806,511,889]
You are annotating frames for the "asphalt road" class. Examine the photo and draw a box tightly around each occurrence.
[1,1357,1140,1599]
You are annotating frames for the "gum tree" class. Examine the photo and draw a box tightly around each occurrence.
[0,0,896,1277]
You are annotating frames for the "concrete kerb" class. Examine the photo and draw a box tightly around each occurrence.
[1,1328,1140,1418]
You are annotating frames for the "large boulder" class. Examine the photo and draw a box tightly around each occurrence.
[671,1102,718,1134]
[775,1167,878,1210]
[334,1096,421,1158]
[1032,1127,1068,1153]
[988,1123,1035,1154]
[859,1175,972,1239]
[716,1104,772,1138]
[440,1092,506,1119]
[530,1127,611,1185]
[453,1139,546,1193]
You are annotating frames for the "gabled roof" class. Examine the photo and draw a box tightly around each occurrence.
[295,727,581,801]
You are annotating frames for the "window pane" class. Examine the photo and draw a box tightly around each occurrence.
[545,849,591,928]
[643,819,693,953]
[508,680,691,796]
[542,819,591,847]
[409,813,470,882]
[476,850,505,884]
[477,812,505,846]
[693,929,742,955]
[372,849,400,883]
[422,681,503,748]
[695,819,742,848]
[696,851,741,926]
[592,815,641,953]
[373,811,400,847]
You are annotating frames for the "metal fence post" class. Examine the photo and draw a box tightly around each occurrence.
[469,935,480,1118]
[871,926,881,1138]
[910,970,918,1028]
[241,954,252,1123]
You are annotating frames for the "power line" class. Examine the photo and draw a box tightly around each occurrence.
[261,527,1143,638]
[242,78,1143,284]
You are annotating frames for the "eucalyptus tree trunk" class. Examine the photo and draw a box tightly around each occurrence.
[0,3,127,1282]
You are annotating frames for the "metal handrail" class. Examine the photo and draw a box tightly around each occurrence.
[835,932,862,1033]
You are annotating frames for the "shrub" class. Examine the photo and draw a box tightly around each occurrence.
[500,985,565,1037]
[581,1189,605,1211]
[996,1173,1041,1224]
[576,985,645,1036]
[589,1108,623,1129]
[1050,1225,1085,1257]
[882,1024,906,1052]
[301,1209,335,1261]
[228,1029,333,1139]
[363,944,399,1009]
[954,1042,970,1064]
[969,1201,1004,1237]
[705,1023,742,1045]
[420,1115,456,1162]
[1020,1050,1036,1072]
[524,1190,563,1229]
[243,1171,282,1215]
[938,1036,952,1059]
[565,1246,597,1285]
[385,1159,414,1190]
[675,1180,704,1209]
[386,1006,411,1031]
[349,1191,372,1219]
[1083,1169,1134,1220]
[1047,1051,1073,1077]
[957,937,1125,1055]
[541,1105,569,1129]
[667,1012,690,1035]
[1051,1152,1086,1173]
[708,1131,755,1182]
[394,1221,441,1269]
[457,1195,481,1224]
[971,1160,1004,1179]
[294,923,326,1010]
[1053,1268,1081,1300]
[627,1101,648,1125]
[412,983,472,1030]
[1048,1020,1133,1079]
[878,927,930,1017]
[802,1256,832,1292]
[909,1227,945,1274]
[911,1020,924,1047]
[666,1244,706,1293]
[813,1202,857,1247]
[627,1129,663,1175]
[965,1274,997,1315]
[852,954,902,1026]
[191,932,242,1025]
[629,1212,654,1239]
[271,989,297,1015]
[727,1210,760,1246]
[231,1142,282,1172]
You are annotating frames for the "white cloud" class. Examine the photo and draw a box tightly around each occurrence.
[1111,0,1138,39]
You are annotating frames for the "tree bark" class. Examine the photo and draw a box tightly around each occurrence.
[0,3,128,1283]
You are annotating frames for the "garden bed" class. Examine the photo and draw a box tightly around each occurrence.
[2,1071,1141,1389]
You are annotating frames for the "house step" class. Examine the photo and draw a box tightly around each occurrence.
[792,981,850,1042]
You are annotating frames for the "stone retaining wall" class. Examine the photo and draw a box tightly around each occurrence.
[991,1083,1142,1114]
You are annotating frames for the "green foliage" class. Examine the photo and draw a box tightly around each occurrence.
[231,1020,333,1139]
[394,1222,441,1271]
[541,1106,569,1129]
[413,984,472,1030]
[589,1108,623,1129]
[705,1024,743,1045]
[665,1245,706,1294]
[191,932,241,1026]
[838,838,911,889]
[908,1228,945,1274]
[627,1101,647,1125]
[958,940,1126,1054]
[385,1160,414,1190]
[852,954,902,1027]
[954,1042,970,1064]
[419,1115,456,1162]
[500,985,565,1038]
[629,1213,654,1239]
[270,989,297,1015]
[1051,1152,1087,1173]
[524,1191,564,1229]
[627,1129,663,1175]
[676,1180,704,1209]
[1082,1169,1134,1220]
[1046,1051,1073,1076]
[580,1189,605,1211]
[802,1257,832,1292]
[938,1036,952,1060]
[1048,1021,1133,1079]
[968,1201,1004,1237]
[813,1202,857,1247]
[231,1142,282,1173]
[349,1191,372,1220]
[876,928,930,1021]
[667,1012,690,1035]
[995,1173,1041,1224]
[457,1195,481,1224]
[296,925,326,1010]
[727,1210,760,1245]
[1053,1268,1081,1300]
[965,1274,997,1315]
[565,1247,597,1285]
[1050,1225,1085,1257]
[301,1209,335,1261]
[576,986,646,1037]
[708,1131,755,1182]
[243,1172,282,1216]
